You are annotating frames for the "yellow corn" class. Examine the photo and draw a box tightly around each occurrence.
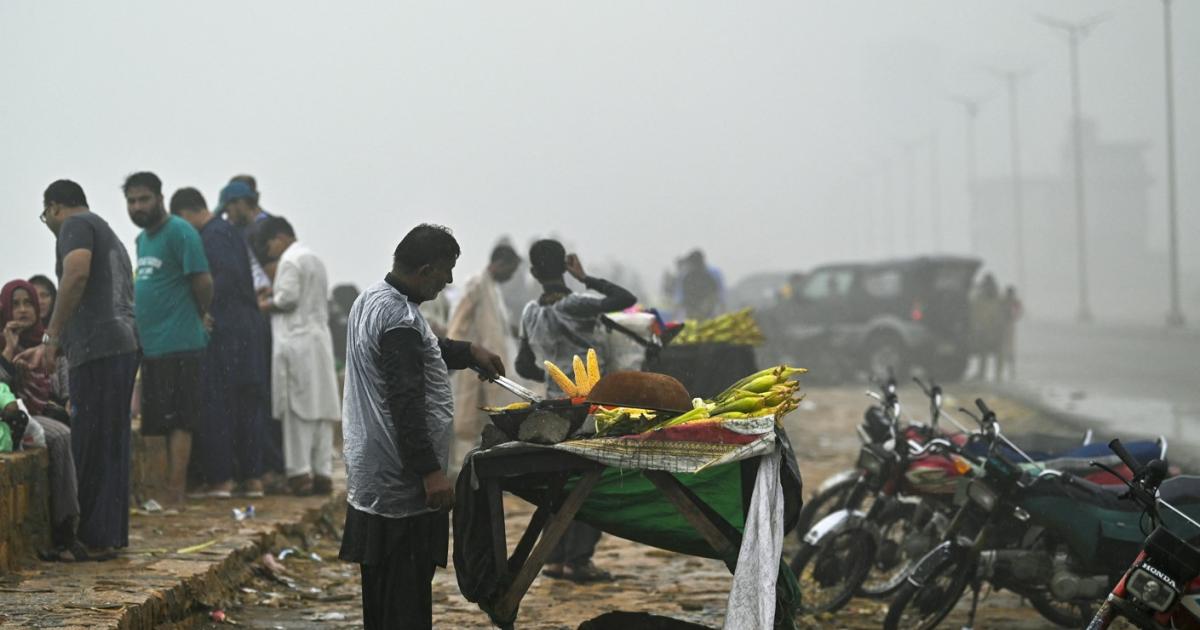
[586,348,601,389]
[572,355,589,395]
[545,361,579,397]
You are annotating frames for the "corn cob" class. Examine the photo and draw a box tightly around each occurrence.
[572,355,589,395]
[586,349,601,389]
[544,361,579,397]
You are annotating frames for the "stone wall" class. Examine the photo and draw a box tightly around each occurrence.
[0,449,51,572]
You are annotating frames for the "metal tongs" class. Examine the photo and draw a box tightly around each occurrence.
[472,366,543,403]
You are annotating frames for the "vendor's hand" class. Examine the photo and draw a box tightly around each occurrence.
[470,344,506,380]
[202,312,215,333]
[423,470,455,511]
[565,254,586,282]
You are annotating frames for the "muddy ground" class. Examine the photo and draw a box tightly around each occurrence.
[179,383,1095,629]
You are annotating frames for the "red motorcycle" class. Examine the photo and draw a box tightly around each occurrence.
[1088,439,1200,629]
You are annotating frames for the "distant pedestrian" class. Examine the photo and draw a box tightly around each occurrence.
[676,249,723,320]
[1000,286,1023,381]
[171,187,266,498]
[446,243,522,474]
[338,223,505,630]
[969,274,1005,381]
[255,217,340,496]
[125,172,213,507]
[20,179,140,554]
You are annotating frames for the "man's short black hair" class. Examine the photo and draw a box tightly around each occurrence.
[43,179,88,208]
[529,239,566,279]
[257,216,296,245]
[169,187,207,215]
[490,243,520,265]
[393,224,460,271]
[122,171,162,196]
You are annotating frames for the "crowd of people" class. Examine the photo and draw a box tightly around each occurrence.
[0,174,344,562]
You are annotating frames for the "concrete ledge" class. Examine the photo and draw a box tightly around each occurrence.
[0,486,346,629]
[0,449,51,573]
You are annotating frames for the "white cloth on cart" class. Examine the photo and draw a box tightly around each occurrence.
[724,449,783,630]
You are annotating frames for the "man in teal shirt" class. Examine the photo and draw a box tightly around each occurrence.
[125,171,213,506]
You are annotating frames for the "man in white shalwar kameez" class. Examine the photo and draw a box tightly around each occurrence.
[445,244,522,473]
[256,217,341,496]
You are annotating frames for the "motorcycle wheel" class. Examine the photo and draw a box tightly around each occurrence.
[858,500,929,599]
[791,528,876,615]
[1028,590,1099,628]
[883,555,972,630]
[789,473,861,554]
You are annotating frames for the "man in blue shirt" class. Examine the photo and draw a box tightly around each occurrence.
[125,172,213,506]
[171,187,266,498]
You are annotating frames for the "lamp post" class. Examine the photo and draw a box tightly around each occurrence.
[990,68,1030,292]
[1039,13,1108,323]
[950,96,982,256]
[1161,0,1185,328]
[929,130,942,253]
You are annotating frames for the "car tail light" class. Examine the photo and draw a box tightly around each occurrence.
[910,301,924,321]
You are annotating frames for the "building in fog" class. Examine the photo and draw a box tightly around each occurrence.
[973,120,1173,322]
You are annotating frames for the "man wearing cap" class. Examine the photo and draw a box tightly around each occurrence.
[216,178,285,491]
[444,242,522,475]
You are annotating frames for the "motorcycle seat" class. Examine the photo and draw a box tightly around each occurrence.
[1160,476,1200,505]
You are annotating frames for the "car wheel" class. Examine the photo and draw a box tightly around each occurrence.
[865,332,908,380]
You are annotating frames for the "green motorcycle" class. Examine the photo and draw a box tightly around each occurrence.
[884,399,1200,630]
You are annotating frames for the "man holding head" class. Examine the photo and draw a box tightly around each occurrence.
[124,172,213,506]
[170,187,265,498]
[338,224,504,629]
[515,239,637,582]
[22,179,140,554]
[255,217,340,496]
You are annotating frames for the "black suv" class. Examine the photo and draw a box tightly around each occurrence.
[757,256,981,382]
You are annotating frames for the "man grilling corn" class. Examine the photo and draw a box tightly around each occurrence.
[339,224,505,629]
[515,238,637,582]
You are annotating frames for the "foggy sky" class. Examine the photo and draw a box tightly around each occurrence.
[2,1,1196,315]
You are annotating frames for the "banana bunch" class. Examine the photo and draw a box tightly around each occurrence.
[673,308,765,346]
[544,348,602,398]
[593,406,658,437]
[655,365,807,429]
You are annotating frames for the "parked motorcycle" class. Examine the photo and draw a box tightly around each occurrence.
[884,400,1190,629]
[1087,439,1200,629]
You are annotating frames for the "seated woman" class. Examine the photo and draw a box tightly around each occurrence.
[27,275,56,328]
[0,279,92,561]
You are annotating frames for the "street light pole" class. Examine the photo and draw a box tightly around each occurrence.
[990,68,1030,292]
[1162,0,1185,328]
[929,131,942,253]
[1039,13,1107,323]
[951,97,981,256]
[904,141,919,253]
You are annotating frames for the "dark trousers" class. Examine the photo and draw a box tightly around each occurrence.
[196,382,265,483]
[547,521,602,566]
[360,552,436,630]
[69,352,139,549]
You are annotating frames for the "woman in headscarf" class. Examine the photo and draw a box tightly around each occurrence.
[0,279,88,560]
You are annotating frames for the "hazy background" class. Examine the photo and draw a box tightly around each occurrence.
[2,0,1196,323]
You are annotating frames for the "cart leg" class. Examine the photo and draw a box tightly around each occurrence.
[487,479,508,581]
[492,469,603,622]
[643,470,742,571]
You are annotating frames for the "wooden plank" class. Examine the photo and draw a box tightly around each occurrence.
[507,474,568,574]
[472,449,601,479]
[493,469,603,621]
[487,479,508,581]
[644,470,741,572]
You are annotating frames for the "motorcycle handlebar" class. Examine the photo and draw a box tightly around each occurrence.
[975,398,994,420]
[1108,439,1144,476]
